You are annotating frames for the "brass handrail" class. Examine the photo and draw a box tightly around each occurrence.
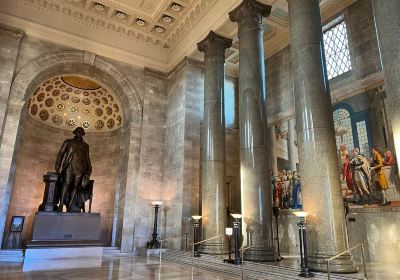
[191,234,225,269]
[326,241,368,280]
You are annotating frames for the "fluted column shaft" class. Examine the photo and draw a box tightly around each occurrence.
[288,0,357,272]
[288,118,297,172]
[198,31,232,254]
[372,0,400,173]
[229,0,274,261]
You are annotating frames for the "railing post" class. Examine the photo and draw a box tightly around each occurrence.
[361,243,368,279]
[327,260,331,280]
[220,235,224,260]
[241,249,244,280]
[192,243,195,270]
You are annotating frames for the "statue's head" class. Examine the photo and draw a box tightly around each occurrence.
[73,127,85,137]
[352,148,359,156]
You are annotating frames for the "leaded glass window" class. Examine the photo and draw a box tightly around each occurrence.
[323,20,352,80]
[333,108,354,151]
[356,121,369,157]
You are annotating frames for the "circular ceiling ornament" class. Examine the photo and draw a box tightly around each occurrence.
[52,115,62,125]
[82,120,90,129]
[45,98,54,107]
[52,89,61,97]
[66,119,76,127]
[56,103,65,111]
[39,109,49,121]
[28,75,123,132]
[69,106,79,114]
[31,104,38,116]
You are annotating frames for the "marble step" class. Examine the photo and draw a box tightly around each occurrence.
[160,249,362,280]
[0,249,24,263]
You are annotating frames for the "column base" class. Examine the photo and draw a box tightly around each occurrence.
[309,252,359,273]
[199,241,229,254]
[243,246,276,262]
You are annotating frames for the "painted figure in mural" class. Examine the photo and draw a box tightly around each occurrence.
[282,170,292,208]
[274,172,284,208]
[350,148,371,205]
[371,146,390,206]
[339,144,349,174]
[342,153,353,193]
[291,171,302,209]
[383,150,396,166]
[55,127,92,212]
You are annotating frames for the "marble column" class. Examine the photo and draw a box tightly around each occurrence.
[372,0,400,173]
[287,118,297,172]
[268,125,278,176]
[198,31,232,254]
[288,0,357,272]
[229,0,274,261]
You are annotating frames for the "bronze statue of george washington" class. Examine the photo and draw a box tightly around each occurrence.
[55,127,92,212]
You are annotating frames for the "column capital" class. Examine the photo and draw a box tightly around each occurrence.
[229,0,271,33]
[197,31,232,59]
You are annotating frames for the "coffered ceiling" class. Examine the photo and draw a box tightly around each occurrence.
[0,0,356,75]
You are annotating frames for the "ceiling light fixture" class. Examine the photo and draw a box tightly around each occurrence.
[154,26,164,33]
[136,19,145,26]
[171,3,181,12]
[94,3,104,11]
[116,11,126,19]
[162,15,172,23]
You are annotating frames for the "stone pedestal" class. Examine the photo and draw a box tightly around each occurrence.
[38,172,60,212]
[288,0,357,272]
[229,0,275,261]
[27,212,102,248]
[197,31,232,254]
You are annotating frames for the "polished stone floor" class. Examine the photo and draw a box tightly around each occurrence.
[0,255,399,280]
[0,257,236,280]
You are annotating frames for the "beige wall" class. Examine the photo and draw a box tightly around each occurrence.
[5,116,120,245]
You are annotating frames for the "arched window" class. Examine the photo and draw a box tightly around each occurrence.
[333,108,354,151]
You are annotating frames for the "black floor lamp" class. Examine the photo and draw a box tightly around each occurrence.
[231,213,242,265]
[293,211,313,278]
[146,201,163,249]
[192,215,202,257]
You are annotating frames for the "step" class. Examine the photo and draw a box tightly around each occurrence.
[158,249,362,280]
[0,250,24,263]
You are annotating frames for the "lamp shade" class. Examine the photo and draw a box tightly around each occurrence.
[151,201,163,206]
[231,213,242,219]
[292,211,309,218]
[191,215,202,220]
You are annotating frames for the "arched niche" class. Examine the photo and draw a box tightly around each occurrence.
[0,51,143,249]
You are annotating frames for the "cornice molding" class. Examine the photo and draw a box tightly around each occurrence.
[0,12,170,71]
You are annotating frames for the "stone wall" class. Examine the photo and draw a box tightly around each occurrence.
[163,60,203,247]
[5,116,120,245]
